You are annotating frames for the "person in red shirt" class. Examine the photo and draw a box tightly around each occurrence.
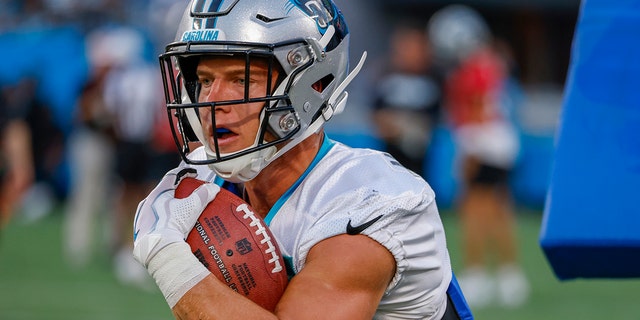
[429,4,529,309]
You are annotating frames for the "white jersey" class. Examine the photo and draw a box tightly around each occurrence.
[184,138,452,319]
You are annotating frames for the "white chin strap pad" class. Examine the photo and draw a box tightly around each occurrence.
[208,145,277,183]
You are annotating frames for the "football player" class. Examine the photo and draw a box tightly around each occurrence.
[133,0,472,319]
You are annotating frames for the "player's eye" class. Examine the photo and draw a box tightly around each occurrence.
[199,77,213,86]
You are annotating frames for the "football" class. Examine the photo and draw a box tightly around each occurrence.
[175,177,288,311]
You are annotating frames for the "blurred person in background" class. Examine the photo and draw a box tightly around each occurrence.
[63,26,119,269]
[428,4,529,308]
[63,25,170,290]
[22,79,68,222]
[103,27,176,289]
[0,80,36,231]
[371,22,443,178]
[1,0,116,226]
[1,75,64,225]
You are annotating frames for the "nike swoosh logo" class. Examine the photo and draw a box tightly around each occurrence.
[256,14,286,23]
[346,215,383,235]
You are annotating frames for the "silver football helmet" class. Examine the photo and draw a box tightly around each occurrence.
[427,4,490,65]
[160,0,366,182]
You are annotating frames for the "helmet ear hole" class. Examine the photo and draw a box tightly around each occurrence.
[312,74,335,93]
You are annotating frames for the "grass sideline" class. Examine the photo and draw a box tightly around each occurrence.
[2,207,640,319]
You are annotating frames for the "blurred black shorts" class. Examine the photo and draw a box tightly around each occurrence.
[470,163,510,186]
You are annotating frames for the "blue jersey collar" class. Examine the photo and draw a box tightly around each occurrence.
[264,135,335,225]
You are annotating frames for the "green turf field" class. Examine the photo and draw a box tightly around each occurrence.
[1,207,640,319]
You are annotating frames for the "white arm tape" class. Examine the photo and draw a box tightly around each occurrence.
[147,241,210,308]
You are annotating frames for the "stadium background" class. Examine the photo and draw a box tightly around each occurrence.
[2,0,640,319]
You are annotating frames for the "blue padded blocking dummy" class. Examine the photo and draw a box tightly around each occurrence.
[540,0,640,280]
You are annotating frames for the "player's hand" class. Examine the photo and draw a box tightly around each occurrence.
[132,167,220,267]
